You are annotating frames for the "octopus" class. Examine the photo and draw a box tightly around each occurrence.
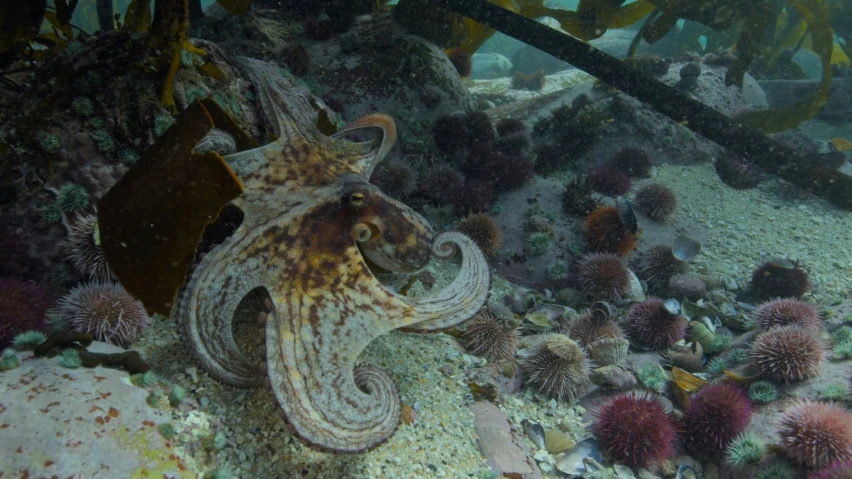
[173,58,490,453]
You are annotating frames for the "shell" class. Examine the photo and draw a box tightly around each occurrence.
[523,312,556,331]
[531,303,572,321]
[554,437,601,476]
[672,234,701,262]
[591,301,617,322]
[677,465,697,479]
[504,287,528,314]
[545,429,575,455]
[522,419,546,449]
[688,321,715,350]
[589,365,637,390]
[586,337,629,366]
[664,298,681,315]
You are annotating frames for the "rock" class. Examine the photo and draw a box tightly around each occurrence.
[722,277,739,291]
[470,401,542,479]
[0,344,201,477]
[703,462,720,479]
[471,53,514,79]
[589,365,638,390]
[668,274,706,299]
[310,19,474,144]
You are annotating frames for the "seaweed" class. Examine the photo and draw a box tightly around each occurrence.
[98,99,249,317]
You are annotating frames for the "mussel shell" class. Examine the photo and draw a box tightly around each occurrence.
[664,298,681,315]
[504,286,528,314]
[554,437,601,476]
[591,301,617,322]
[677,464,697,479]
[688,321,714,350]
[530,303,572,321]
[523,312,556,331]
[586,337,629,366]
[672,234,701,262]
[522,419,546,450]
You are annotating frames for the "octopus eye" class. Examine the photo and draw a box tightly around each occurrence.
[350,192,365,206]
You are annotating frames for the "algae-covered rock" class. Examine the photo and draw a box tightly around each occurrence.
[0,342,202,477]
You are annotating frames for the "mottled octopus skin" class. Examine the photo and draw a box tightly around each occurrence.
[175,57,490,453]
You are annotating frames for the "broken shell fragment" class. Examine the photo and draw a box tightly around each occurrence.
[522,418,546,450]
[554,437,601,476]
[672,234,701,262]
[586,337,629,366]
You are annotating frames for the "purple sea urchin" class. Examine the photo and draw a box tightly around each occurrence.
[750,260,810,300]
[633,183,677,222]
[611,147,651,178]
[462,310,519,362]
[452,179,494,217]
[588,165,631,196]
[753,298,819,330]
[714,153,763,189]
[750,325,823,383]
[625,298,686,350]
[0,278,52,348]
[418,163,464,206]
[65,212,115,282]
[779,401,852,470]
[575,253,631,301]
[58,282,151,346]
[370,160,417,200]
[559,310,624,348]
[520,333,590,402]
[633,245,686,294]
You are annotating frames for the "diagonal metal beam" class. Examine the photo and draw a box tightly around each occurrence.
[434,0,852,210]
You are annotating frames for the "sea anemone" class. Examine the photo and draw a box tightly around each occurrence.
[370,160,417,200]
[65,212,115,282]
[726,431,766,467]
[57,183,89,213]
[592,391,676,468]
[636,363,667,392]
[281,43,310,76]
[611,147,652,178]
[562,175,601,217]
[753,298,819,330]
[625,298,687,350]
[446,48,471,77]
[418,163,464,206]
[462,310,520,362]
[683,383,753,456]
[525,231,552,256]
[57,282,151,346]
[168,383,187,406]
[545,262,569,281]
[750,260,810,300]
[455,213,501,256]
[12,331,46,349]
[633,245,687,294]
[778,400,852,470]
[520,333,589,402]
[0,278,52,348]
[588,165,631,196]
[452,179,494,217]
[575,253,631,301]
[750,326,823,383]
[583,206,637,256]
[747,380,779,404]
[559,310,623,348]
[714,153,763,189]
[58,349,82,368]
[633,183,677,222]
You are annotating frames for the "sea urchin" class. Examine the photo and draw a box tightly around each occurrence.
[778,400,852,470]
[57,282,151,346]
[625,298,686,350]
[683,383,753,456]
[593,391,676,468]
[520,333,589,402]
[750,325,823,383]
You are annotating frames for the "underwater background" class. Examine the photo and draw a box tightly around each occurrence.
[1,0,851,478]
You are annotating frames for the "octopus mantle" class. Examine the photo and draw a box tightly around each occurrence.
[174,58,489,452]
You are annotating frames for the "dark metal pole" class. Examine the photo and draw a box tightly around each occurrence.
[435,0,852,210]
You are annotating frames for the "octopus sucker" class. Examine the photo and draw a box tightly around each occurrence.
[172,57,489,452]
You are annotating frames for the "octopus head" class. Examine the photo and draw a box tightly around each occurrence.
[339,177,433,273]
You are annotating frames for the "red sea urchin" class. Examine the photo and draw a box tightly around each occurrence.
[750,325,823,383]
[588,165,631,196]
[593,391,676,468]
[0,278,52,347]
[750,260,810,300]
[584,206,637,256]
[809,460,852,479]
[520,333,590,402]
[633,183,677,222]
[753,298,820,330]
[625,298,686,350]
[58,282,151,346]
[683,384,753,456]
[779,401,852,470]
[575,253,631,301]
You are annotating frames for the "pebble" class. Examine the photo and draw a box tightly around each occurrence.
[185,367,198,383]
[722,277,738,291]
[200,396,209,407]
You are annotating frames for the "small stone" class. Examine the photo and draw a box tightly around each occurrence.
[185,367,198,384]
[667,274,706,299]
[200,396,209,407]
[702,462,720,479]
[722,277,738,291]
[533,449,552,464]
